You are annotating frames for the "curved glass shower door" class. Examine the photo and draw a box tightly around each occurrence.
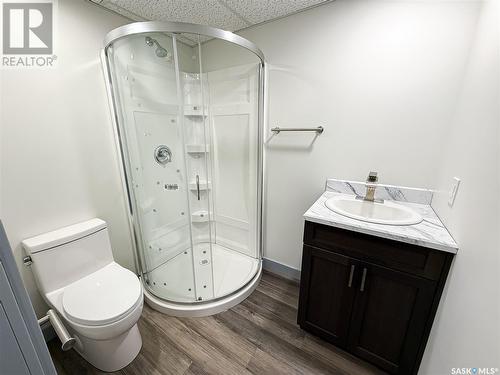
[105,25,263,305]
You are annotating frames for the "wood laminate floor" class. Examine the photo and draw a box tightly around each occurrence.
[48,271,386,375]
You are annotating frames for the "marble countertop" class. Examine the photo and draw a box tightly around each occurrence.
[304,180,458,253]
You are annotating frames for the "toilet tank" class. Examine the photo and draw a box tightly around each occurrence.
[22,218,115,295]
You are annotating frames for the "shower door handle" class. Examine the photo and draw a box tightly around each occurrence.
[196,175,200,200]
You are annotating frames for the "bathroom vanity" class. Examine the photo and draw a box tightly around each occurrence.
[298,179,458,375]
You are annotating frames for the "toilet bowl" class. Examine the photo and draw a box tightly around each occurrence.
[44,262,143,371]
[22,218,143,372]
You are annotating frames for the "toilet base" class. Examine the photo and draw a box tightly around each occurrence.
[75,323,142,372]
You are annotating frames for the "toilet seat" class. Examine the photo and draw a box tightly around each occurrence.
[62,262,142,326]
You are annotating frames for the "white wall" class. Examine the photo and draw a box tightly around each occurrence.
[202,0,481,269]
[0,0,131,317]
[420,0,500,372]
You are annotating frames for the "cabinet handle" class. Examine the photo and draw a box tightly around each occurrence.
[360,267,367,292]
[348,265,355,288]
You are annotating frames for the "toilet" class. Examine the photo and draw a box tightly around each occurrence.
[22,218,143,372]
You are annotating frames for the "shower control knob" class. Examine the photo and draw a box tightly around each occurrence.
[154,145,172,165]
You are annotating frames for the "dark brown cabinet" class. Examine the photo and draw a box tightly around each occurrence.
[299,245,357,347]
[298,221,454,375]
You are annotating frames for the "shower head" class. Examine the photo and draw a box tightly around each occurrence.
[145,36,170,59]
[155,46,169,58]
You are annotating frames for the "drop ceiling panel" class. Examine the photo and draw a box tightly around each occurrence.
[96,0,332,36]
[223,0,329,25]
[98,0,144,21]
[102,0,249,31]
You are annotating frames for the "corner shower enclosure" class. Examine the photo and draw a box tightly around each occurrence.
[102,22,264,316]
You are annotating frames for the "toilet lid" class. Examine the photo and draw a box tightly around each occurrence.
[62,262,142,326]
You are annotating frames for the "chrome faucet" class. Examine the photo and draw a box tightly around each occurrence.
[364,171,378,202]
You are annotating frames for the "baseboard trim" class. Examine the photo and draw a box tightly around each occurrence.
[262,258,301,282]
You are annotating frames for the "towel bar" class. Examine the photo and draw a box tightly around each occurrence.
[271,126,324,134]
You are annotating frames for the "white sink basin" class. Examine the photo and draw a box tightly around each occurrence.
[325,196,423,226]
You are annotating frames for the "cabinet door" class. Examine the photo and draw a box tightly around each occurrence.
[347,262,436,374]
[298,245,357,347]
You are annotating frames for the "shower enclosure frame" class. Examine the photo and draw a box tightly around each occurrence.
[101,21,266,317]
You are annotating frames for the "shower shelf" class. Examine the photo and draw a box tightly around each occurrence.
[188,181,211,190]
[191,210,213,223]
[184,105,207,117]
[186,144,209,154]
